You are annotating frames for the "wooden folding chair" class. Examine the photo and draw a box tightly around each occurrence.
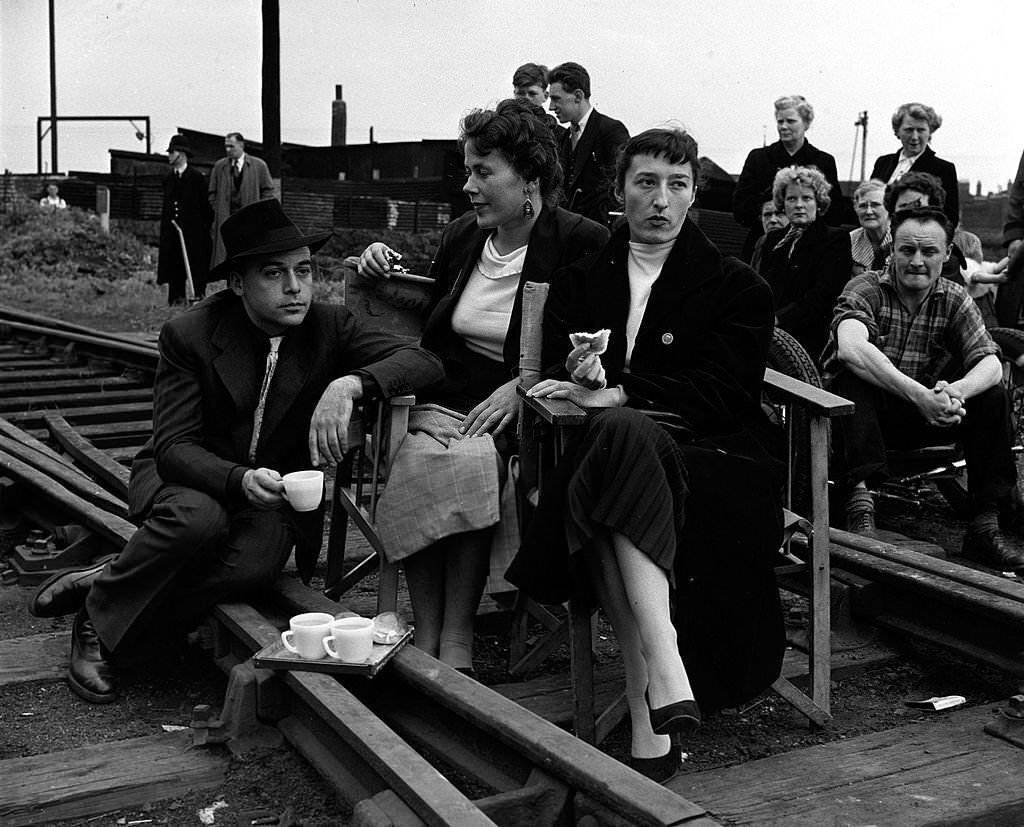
[511,282,855,739]
[323,394,415,613]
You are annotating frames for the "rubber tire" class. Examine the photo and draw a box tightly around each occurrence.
[762,328,825,516]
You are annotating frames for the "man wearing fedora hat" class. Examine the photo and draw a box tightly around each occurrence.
[159,134,213,305]
[31,199,444,703]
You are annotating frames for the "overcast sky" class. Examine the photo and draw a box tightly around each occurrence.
[3,0,1022,195]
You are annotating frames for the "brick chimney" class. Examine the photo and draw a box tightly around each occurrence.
[331,84,347,146]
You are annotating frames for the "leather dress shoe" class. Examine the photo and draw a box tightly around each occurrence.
[68,608,118,704]
[646,691,701,736]
[629,743,683,783]
[29,555,115,618]
[961,525,1024,571]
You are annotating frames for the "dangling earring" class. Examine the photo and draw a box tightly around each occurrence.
[522,189,535,219]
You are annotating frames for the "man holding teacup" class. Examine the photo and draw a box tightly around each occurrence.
[30,198,444,703]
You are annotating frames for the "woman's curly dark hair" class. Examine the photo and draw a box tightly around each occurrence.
[460,98,563,207]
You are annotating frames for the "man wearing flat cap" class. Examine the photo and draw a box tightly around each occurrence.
[159,134,213,305]
[31,199,445,703]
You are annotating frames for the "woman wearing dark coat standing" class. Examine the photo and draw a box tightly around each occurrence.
[508,127,785,783]
[733,95,845,262]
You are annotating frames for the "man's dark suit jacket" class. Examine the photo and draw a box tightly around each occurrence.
[158,166,213,293]
[128,290,444,577]
[558,110,629,227]
[419,205,608,406]
[870,145,960,229]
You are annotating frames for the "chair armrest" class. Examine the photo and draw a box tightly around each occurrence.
[763,368,854,418]
[516,385,587,425]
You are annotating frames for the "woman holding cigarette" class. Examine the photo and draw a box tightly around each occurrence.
[507,127,785,781]
[358,98,607,673]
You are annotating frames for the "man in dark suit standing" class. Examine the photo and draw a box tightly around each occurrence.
[158,134,213,305]
[208,132,278,269]
[30,199,444,703]
[548,62,629,227]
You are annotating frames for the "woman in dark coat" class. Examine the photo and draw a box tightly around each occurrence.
[507,127,784,782]
[733,95,844,262]
[761,164,852,363]
[358,99,608,673]
[870,102,959,229]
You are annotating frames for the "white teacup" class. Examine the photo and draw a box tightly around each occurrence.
[323,616,375,663]
[281,612,334,660]
[282,470,324,512]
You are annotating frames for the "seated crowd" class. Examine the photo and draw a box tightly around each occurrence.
[28,62,1024,788]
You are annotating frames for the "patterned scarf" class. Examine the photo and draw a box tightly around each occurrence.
[773,224,806,259]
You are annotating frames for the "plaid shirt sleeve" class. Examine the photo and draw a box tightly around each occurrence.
[830,273,882,341]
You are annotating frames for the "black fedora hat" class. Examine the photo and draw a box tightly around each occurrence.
[210,198,332,279]
[166,134,193,156]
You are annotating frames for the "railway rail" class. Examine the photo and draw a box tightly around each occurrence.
[2,306,1024,826]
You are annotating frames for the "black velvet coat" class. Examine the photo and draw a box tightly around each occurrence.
[761,217,853,363]
[507,219,786,712]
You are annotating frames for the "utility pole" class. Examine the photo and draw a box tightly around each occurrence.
[262,0,281,180]
[855,111,868,181]
[48,0,58,175]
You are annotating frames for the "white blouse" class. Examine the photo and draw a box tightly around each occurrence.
[450,236,527,362]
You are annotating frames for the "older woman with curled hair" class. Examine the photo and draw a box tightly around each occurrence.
[850,179,891,276]
[358,98,608,674]
[760,164,852,361]
[733,95,844,262]
[871,102,959,228]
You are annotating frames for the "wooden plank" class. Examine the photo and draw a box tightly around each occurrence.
[213,600,498,827]
[0,388,153,413]
[832,527,1024,603]
[0,376,148,397]
[0,366,119,382]
[7,401,153,427]
[45,412,131,499]
[763,368,855,417]
[0,416,80,472]
[0,731,226,826]
[673,706,1024,826]
[0,435,129,519]
[272,578,712,826]
[0,449,135,545]
[0,632,70,686]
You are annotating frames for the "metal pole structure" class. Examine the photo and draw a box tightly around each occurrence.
[860,111,868,182]
[48,0,58,175]
[262,0,282,180]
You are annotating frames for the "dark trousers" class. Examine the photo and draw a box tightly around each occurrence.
[830,372,1017,516]
[87,484,295,653]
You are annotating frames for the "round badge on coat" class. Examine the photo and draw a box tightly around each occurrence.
[661,332,674,345]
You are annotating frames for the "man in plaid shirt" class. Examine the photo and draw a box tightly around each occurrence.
[822,207,1023,570]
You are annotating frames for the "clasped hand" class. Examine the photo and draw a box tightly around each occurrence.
[919,380,965,427]
[242,467,286,509]
[566,342,607,390]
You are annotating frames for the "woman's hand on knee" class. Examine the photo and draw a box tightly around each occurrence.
[461,379,519,437]
[357,242,400,279]
[242,468,286,509]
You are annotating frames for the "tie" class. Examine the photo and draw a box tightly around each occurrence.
[571,123,581,150]
[248,336,282,463]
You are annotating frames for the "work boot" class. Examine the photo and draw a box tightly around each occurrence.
[845,488,876,535]
[67,608,118,704]
[962,515,1024,572]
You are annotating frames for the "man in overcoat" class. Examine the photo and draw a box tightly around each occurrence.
[30,199,444,703]
[208,132,277,269]
[158,134,213,304]
[548,62,629,227]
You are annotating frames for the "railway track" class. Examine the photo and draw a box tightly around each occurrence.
[3,306,1024,826]
[0,307,718,827]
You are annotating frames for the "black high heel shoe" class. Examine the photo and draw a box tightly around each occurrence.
[646,691,701,736]
[629,742,682,783]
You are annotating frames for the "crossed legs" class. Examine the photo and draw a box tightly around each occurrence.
[585,530,693,759]
[403,528,491,670]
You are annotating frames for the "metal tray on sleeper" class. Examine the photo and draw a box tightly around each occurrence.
[253,629,412,677]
